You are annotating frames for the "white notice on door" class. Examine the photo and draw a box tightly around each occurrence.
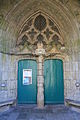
[23,69,32,85]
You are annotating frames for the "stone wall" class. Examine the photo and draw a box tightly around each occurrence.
[64,53,80,102]
[0,0,80,106]
[0,53,17,103]
[0,52,80,105]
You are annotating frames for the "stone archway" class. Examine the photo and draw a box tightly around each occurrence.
[15,11,66,108]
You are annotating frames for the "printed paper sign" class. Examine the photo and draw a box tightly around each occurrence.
[23,69,32,85]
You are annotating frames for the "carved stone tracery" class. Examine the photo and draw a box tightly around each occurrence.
[16,12,65,53]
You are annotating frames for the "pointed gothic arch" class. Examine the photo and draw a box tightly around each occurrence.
[16,11,65,54]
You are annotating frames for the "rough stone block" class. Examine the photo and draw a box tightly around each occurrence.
[8,72,16,80]
[2,72,8,81]
[72,62,78,72]
[65,63,70,72]
[8,89,16,99]
[10,80,16,89]
[0,91,8,102]
[64,72,73,80]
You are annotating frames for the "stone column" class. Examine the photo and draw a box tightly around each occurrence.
[35,42,45,108]
[37,55,44,108]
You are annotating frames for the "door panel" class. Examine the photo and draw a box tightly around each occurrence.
[44,59,64,104]
[18,60,37,104]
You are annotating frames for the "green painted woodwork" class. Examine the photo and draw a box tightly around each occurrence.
[18,59,37,104]
[44,59,64,104]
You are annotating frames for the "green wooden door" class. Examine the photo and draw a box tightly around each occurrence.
[44,59,64,104]
[18,60,37,104]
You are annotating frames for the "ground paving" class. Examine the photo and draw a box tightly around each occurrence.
[0,105,80,120]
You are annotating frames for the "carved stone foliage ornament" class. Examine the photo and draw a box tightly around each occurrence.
[16,12,65,53]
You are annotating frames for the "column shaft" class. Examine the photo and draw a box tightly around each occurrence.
[37,55,44,108]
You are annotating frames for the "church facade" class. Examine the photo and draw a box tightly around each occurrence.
[0,0,80,108]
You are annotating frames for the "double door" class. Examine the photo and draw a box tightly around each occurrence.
[18,59,64,104]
